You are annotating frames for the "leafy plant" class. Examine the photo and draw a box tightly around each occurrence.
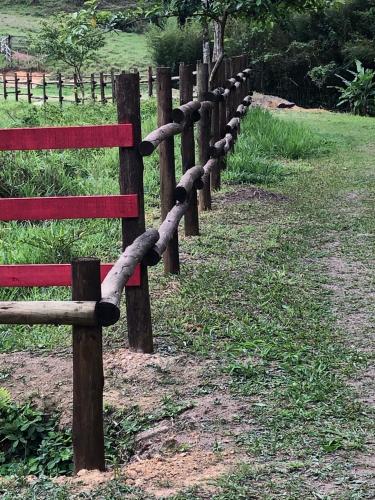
[30,0,106,96]
[146,18,202,73]
[333,60,375,115]
[308,63,336,89]
[0,398,73,476]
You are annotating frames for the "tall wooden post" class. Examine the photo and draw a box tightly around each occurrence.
[111,69,116,103]
[58,72,63,106]
[26,72,32,104]
[42,73,47,104]
[117,72,153,353]
[73,74,79,104]
[100,71,106,104]
[14,72,18,102]
[90,73,96,102]
[219,62,227,171]
[179,63,199,236]
[197,62,211,210]
[148,66,153,97]
[209,62,221,191]
[2,72,7,100]
[72,258,105,473]
[157,67,180,274]
[225,58,232,122]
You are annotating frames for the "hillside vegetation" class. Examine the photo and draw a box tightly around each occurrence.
[0,1,150,73]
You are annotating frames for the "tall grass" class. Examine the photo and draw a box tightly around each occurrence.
[0,100,160,351]
[225,108,328,185]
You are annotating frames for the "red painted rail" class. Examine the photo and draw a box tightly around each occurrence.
[0,195,139,221]
[0,124,134,151]
[0,263,141,287]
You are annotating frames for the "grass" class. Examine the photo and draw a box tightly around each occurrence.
[224,107,327,184]
[0,105,374,496]
[0,3,151,74]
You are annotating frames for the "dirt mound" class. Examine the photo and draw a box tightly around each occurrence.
[252,91,328,113]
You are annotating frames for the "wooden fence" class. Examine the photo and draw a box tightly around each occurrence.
[0,54,252,473]
[0,66,194,105]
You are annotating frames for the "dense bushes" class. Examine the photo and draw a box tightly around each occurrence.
[146,19,202,74]
[226,0,375,109]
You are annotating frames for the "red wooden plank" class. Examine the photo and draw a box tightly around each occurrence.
[0,263,141,287]
[0,124,133,151]
[0,194,138,221]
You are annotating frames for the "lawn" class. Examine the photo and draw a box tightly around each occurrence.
[0,3,151,74]
[0,104,374,497]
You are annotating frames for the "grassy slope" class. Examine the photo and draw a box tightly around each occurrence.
[0,2,151,73]
[0,108,374,497]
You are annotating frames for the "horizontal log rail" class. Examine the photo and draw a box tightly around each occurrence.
[139,122,183,156]
[172,100,201,124]
[0,301,97,325]
[143,202,189,266]
[209,133,233,158]
[175,165,204,202]
[97,229,160,326]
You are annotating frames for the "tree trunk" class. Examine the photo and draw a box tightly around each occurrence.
[202,24,210,63]
[212,20,224,62]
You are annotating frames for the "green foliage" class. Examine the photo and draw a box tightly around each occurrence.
[308,63,336,88]
[225,108,325,184]
[334,60,375,115]
[0,397,73,476]
[30,0,106,78]
[146,19,202,73]
[229,0,375,108]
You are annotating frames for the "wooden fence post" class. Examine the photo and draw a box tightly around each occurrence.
[42,73,47,104]
[117,72,153,353]
[197,62,211,210]
[14,72,18,102]
[2,72,7,100]
[26,72,32,104]
[58,72,63,106]
[72,257,105,474]
[209,62,221,191]
[219,61,227,170]
[111,69,116,103]
[100,71,106,104]
[179,63,199,236]
[157,66,180,274]
[148,66,153,97]
[90,73,96,102]
[225,58,232,122]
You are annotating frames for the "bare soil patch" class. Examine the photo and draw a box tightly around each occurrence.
[0,347,254,496]
[216,186,287,205]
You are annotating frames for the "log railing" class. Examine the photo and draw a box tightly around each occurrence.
[0,57,251,105]
[0,54,252,474]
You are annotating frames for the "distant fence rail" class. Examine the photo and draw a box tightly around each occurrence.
[0,66,195,104]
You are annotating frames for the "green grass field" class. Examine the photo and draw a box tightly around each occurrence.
[0,103,374,496]
[0,2,151,74]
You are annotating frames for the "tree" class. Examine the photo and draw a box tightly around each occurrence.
[137,0,334,67]
[31,0,106,96]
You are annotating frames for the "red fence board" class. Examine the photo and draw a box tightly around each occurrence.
[0,194,139,221]
[0,263,141,287]
[0,124,133,151]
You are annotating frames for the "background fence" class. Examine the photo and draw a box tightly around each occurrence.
[0,54,252,473]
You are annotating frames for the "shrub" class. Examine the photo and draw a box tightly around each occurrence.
[334,60,375,115]
[146,19,202,74]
